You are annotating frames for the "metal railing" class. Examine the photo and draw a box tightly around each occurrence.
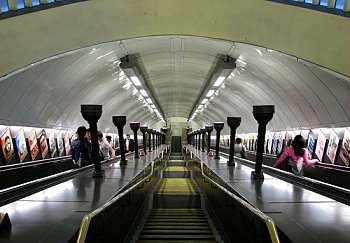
[76,150,165,243]
[199,160,280,243]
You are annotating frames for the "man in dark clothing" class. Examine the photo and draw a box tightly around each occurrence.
[125,134,135,152]
[70,126,91,166]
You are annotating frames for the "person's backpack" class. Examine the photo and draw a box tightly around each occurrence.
[278,156,301,175]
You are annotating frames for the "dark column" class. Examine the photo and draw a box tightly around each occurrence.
[197,130,201,150]
[113,116,127,165]
[81,105,103,178]
[227,117,241,166]
[201,128,206,152]
[194,131,197,148]
[140,126,148,155]
[147,129,153,152]
[252,105,275,179]
[205,126,213,154]
[186,128,190,144]
[162,128,168,144]
[130,122,140,159]
[214,122,224,160]
[152,129,156,150]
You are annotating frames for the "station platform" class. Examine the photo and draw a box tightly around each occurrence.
[0,146,166,243]
[186,145,350,243]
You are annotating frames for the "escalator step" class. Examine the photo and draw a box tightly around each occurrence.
[143,225,211,230]
[137,241,217,243]
[141,230,214,235]
[138,235,216,240]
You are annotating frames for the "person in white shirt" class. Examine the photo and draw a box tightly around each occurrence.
[97,131,115,160]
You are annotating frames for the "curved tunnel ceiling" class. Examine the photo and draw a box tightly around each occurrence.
[0,35,349,134]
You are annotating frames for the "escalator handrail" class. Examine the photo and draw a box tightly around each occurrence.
[199,161,280,243]
[0,156,71,171]
[76,148,166,243]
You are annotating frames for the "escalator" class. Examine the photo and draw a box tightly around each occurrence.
[134,153,221,242]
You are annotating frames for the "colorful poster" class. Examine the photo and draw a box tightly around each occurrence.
[315,132,326,161]
[267,133,273,154]
[49,132,57,157]
[326,130,339,164]
[271,133,278,155]
[339,129,350,167]
[28,129,39,160]
[57,132,65,156]
[277,132,285,155]
[39,129,49,159]
[0,127,15,162]
[307,130,316,159]
[64,132,71,156]
[15,129,28,162]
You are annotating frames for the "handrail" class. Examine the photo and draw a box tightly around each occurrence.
[76,159,157,242]
[0,156,71,171]
[199,160,280,243]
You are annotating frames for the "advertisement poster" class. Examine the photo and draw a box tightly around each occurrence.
[339,129,350,167]
[64,132,71,156]
[277,132,285,155]
[28,129,39,160]
[49,131,57,157]
[315,132,326,162]
[15,129,28,162]
[267,133,273,154]
[326,130,340,164]
[57,132,65,156]
[0,127,15,162]
[271,133,278,155]
[307,130,316,159]
[39,129,49,159]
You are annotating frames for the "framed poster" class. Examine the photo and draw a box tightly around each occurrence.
[326,130,340,164]
[28,129,39,160]
[64,132,71,156]
[49,131,57,157]
[315,132,326,162]
[307,130,316,159]
[15,129,28,162]
[39,129,49,159]
[271,133,278,155]
[57,132,65,156]
[267,133,273,154]
[277,132,285,155]
[0,127,15,162]
[339,129,350,167]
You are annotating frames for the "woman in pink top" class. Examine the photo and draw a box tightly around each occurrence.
[273,135,319,175]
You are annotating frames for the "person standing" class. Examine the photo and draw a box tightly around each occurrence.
[70,126,91,167]
[125,134,135,153]
[234,137,247,159]
[97,131,115,160]
[273,135,318,175]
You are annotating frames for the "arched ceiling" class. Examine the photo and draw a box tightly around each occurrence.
[0,35,349,134]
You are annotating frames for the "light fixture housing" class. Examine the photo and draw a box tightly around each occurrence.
[188,56,236,122]
[120,56,166,122]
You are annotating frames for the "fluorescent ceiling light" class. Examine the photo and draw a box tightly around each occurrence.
[146,98,152,104]
[206,90,215,97]
[151,104,156,109]
[198,105,203,109]
[201,99,208,104]
[213,76,225,87]
[130,76,142,86]
[140,89,148,97]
